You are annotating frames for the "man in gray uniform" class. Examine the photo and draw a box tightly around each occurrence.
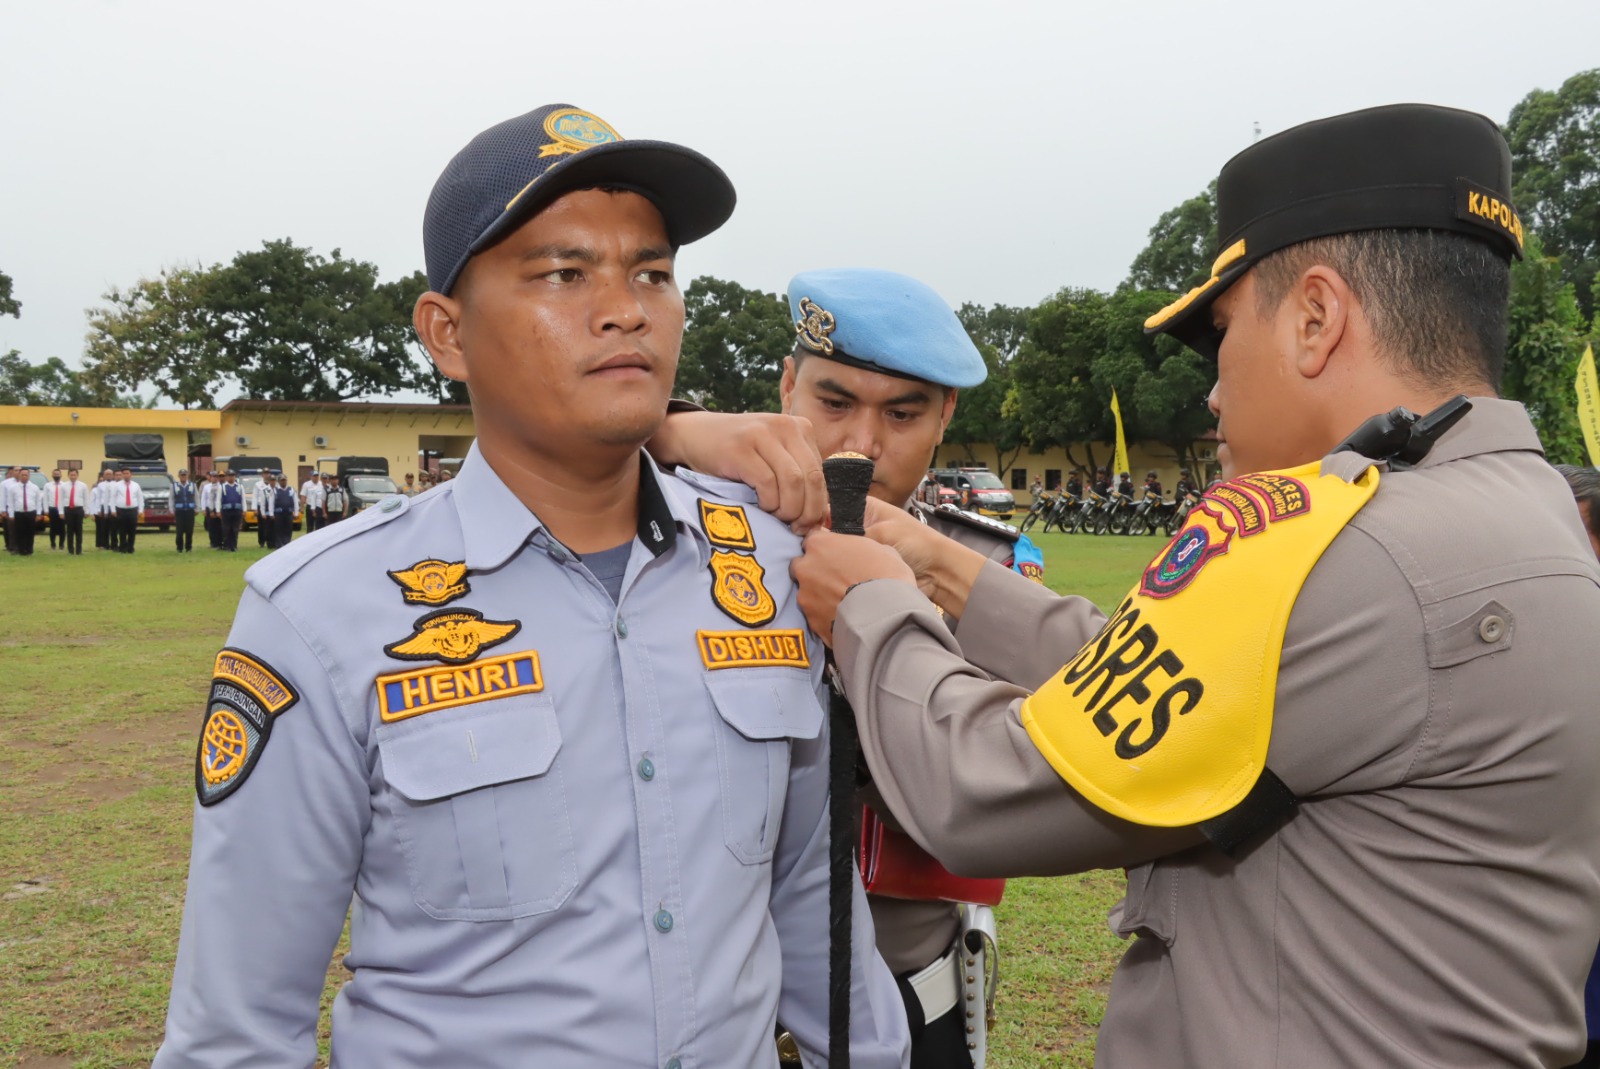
[153,103,909,1069]
[791,104,1600,1067]
[652,267,1040,1068]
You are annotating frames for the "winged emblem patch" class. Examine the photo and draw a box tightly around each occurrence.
[387,559,471,606]
[383,609,522,664]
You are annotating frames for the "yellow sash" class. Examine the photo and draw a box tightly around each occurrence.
[1020,460,1379,827]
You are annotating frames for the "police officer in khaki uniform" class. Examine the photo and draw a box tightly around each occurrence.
[790,104,1600,1067]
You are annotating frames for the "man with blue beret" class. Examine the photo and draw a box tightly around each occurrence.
[786,103,1600,1066]
[153,103,909,1069]
[651,267,1042,1068]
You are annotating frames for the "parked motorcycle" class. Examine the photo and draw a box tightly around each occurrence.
[1017,491,1055,533]
[1163,489,1203,535]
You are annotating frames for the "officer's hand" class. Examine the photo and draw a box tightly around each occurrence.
[862,497,988,618]
[647,410,828,534]
[792,527,915,646]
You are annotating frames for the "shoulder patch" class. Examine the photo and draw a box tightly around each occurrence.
[698,500,756,550]
[196,648,300,807]
[922,502,1021,544]
[245,493,415,599]
[387,559,471,606]
[383,608,521,664]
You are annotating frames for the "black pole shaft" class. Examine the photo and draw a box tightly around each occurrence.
[821,453,874,1069]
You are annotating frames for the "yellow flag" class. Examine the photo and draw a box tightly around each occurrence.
[1110,389,1131,479]
[1578,344,1600,467]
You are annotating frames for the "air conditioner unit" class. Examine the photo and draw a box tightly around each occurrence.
[235,436,252,447]
[312,435,330,448]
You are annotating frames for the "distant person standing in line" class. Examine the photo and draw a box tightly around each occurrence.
[219,472,244,551]
[200,472,221,549]
[45,469,66,550]
[272,475,297,549]
[401,471,418,496]
[4,467,41,556]
[173,469,198,553]
[301,473,326,533]
[114,468,144,553]
[90,470,107,550]
[255,473,276,549]
[323,474,345,524]
[61,467,89,555]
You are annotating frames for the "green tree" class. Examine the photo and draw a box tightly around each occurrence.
[1009,288,1117,472]
[0,351,142,407]
[210,240,430,402]
[1125,181,1219,294]
[84,244,435,407]
[0,270,19,318]
[1505,68,1600,319]
[676,276,792,413]
[1501,235,1588,464]
[83,267,229,408]
[943,303,1030,476]
[1009,288,1215,474]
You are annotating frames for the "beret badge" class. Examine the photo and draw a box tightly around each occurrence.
[795,297,837,355]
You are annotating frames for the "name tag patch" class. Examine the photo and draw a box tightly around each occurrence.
[698,629,811,670]
[376,650,543,723]
[196,649,300,807]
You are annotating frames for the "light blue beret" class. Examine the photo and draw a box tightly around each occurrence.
[786,268,987,389]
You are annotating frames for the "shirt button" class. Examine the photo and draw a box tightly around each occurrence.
[638,756,655,781]
[616,618,629,639]
[653,909,674,933]
[665,1060,681,1069]
[1478,614,1506,643]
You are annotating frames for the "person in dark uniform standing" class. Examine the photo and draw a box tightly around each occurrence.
[172,469,198,552]
[218,471,244,551]
[272,476,296,550]
[650,267,1045,1068]
[790,104,1600,1067]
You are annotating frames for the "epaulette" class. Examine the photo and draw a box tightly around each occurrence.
[916,501,1021,543]
[245,494,413,599]
[672,466,759,505]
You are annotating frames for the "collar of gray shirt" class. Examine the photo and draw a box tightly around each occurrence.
[449,442,702,572]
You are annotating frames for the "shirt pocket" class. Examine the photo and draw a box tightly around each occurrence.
[377,694,577,922]
[704,669,824,866]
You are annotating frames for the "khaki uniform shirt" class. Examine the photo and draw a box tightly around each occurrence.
[835,400,1600,1067]
[866,503,1020,975]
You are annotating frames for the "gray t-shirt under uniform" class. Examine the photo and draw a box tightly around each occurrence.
[836,399,1600,1068]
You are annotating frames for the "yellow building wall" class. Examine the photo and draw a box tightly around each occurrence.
[217,407,476,479]
[0,406,220,471]
[941,440,1220,506]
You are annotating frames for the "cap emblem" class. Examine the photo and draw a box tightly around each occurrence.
[539,108,622,158]
[795,297,837,355]
[1144,239,1248,331]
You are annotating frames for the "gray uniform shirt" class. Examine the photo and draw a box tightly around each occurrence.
[835,401,1600,1067]
[154,446,909,1069]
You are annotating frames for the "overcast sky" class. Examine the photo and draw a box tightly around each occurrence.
[4,0,1597,392]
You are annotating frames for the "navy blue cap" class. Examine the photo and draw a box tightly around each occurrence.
[786,269,986,389]
[423,104,736,296]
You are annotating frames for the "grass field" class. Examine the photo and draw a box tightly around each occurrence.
[0,525,1159,1068]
